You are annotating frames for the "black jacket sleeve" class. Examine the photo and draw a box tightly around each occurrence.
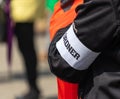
[48,0,118,83]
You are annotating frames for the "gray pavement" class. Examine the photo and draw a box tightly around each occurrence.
[0,35,57,99]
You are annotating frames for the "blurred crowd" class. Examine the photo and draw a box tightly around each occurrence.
[0,0,58,99]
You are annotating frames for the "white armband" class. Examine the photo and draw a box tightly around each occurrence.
[56,25,100,70]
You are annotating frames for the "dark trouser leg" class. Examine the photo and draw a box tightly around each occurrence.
[15,23,39,92]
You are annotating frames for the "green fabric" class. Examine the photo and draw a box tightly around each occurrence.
[46,0,58,12]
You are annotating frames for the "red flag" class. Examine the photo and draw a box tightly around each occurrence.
[57,78,79,99]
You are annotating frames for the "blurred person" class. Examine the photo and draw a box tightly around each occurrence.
[10,0,41,99]
[48,0,120,99]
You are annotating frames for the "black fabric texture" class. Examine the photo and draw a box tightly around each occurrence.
[60,0,74,11]
[48,25,88,83]
[74,0,118,52]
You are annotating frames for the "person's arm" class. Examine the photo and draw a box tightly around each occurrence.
[48,0,118,83]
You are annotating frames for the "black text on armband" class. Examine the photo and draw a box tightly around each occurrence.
[63,33,80,60]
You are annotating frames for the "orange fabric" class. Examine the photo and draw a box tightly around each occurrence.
[57,78,79,99]
[49,0,84,99]
[50,0,83,40]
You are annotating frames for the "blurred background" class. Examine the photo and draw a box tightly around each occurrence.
[0,0,58,99]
